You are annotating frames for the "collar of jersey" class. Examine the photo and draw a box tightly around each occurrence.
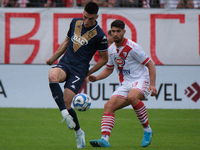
[81,20,98,31]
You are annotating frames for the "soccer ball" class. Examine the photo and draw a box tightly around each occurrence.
[72,93,91,111]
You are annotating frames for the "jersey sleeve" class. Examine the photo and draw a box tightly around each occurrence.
[131,44,150,65]
[97,32,108,52]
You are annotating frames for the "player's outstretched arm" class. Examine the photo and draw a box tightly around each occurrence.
[88,67,114,82]
[145,60,157,96]
[46,37,69,65]
[87,51,108,76]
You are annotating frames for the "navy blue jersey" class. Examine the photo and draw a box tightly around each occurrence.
[59,18,108,74]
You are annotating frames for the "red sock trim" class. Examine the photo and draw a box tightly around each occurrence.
[143,120,149,128]
[103,112,115,117]
[132,100,144,109]
[102,131,111,136]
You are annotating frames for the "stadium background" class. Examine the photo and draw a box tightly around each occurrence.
[0,2,200,109]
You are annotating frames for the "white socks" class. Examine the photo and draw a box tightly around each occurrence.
[143,125,152,132]
[75,128,83,136]
[101,135,109,142]
[61,109,69,118]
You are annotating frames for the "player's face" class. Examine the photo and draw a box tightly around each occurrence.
[83,10,98,28]
[111,27,125,44]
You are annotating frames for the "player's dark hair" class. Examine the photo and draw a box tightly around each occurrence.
[111,20,125,29]
[84,2,99,14]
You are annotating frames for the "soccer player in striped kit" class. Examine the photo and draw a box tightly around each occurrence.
[88,20,157,148]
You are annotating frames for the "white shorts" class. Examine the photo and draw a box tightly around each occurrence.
[111,78,150,99]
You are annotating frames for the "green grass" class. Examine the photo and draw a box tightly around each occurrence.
[0,108,200,150]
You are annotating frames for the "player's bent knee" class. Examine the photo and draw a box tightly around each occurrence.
[48,73,58,82]
[127,95,139,104]
[104,102,115,112]
[48,68,62,82]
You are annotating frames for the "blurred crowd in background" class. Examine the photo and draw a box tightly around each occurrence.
[1,0,200,8]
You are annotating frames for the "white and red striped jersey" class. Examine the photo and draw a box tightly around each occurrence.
[106,38,150,84]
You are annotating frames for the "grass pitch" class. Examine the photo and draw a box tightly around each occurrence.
[0,108,199,150]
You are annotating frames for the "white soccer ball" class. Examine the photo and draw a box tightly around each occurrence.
[72,93,91,111]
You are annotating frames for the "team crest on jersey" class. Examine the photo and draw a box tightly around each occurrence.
[77,25,81,29]
[88,31,95,38]
[115,57,125,67]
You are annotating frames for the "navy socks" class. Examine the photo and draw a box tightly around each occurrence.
[49,82,66,111]
[68,108,80,131]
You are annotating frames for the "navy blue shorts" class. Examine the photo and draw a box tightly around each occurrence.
[53,62,87,94]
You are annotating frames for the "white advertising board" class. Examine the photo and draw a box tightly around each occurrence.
[0,65,200,109]
[0,8,200,65]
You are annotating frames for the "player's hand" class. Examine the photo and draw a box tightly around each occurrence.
[85,76,90,83]
[46,58,54,65]
[148,85,157,96]
[87,75,98,82]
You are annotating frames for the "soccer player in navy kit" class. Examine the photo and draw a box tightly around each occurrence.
[46,2,108,149]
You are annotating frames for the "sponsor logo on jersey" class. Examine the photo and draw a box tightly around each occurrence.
[115,57,125,67]
[71,34,88,46]
[119,69,130,75]
[101,41,108,44]
[73,20,97,52]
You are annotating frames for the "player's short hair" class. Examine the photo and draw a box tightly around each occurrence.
[111,20,125,29]
[84,2,99,14]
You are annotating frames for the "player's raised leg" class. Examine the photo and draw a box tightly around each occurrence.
[48,68,76,130]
